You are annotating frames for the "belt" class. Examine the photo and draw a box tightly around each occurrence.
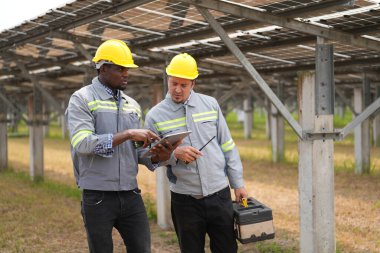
[190,187,229,200]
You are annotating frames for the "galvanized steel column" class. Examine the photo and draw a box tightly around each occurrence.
[354,76,371,174]
[314,40,335,253]
[243,96,253,139]
[271,82,285,162]
[28,85,44,181]
[373,85,380,147]
[265,98,272,140]
[362,76,371,174]
[61,100,67,139]
[0,87,8,171]
[156,63,173,229]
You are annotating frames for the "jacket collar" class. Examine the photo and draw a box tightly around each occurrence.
[92,77,127,102]
[165,90,197,111]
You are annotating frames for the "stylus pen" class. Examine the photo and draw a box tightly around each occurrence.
[183,136,216,164]
[199,136,216,151]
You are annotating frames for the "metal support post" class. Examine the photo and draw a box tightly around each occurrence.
[156,68,173,229]
[354,87,363,175]
[28,86,44,181]
[298,38,335,253]
[0,87,8,171]
[61,99,67,139]
[265,98,272,140]
[271,82,285,162]
[336,85,357,116]
[373,85,380,147]
[243,96,253,139]
[354,76,371,174]
[43,103,50,138]
[336,99,346,118]
[362,77,371,174]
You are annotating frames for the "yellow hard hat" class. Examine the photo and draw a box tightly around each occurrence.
[92,39,138,68]
[166,53,199,80]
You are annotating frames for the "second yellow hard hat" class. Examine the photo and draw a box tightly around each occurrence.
[166,53,199,80]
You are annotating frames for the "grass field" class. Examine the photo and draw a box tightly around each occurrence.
[1,111,380,252]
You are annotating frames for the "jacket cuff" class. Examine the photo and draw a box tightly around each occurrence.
[159,152,177,167]
[229,177,244,189]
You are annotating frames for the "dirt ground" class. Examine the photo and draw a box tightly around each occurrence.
[1,137,380,252]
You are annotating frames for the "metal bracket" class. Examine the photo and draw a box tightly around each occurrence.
[303,130,342,141]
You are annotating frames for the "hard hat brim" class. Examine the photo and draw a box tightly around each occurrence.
[166,68,198,80]
[120,63,139,68]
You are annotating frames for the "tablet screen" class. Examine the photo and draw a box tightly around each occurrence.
[142,130,192,157]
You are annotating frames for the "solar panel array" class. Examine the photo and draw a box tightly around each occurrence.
[0,0,379,106]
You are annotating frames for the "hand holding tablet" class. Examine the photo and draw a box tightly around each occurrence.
[142,130,192,157]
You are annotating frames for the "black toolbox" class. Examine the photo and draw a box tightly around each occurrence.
[233,197,275,244]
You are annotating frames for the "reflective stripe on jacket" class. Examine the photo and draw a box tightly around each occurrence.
[144,91,244,196]
[65,77,154,191]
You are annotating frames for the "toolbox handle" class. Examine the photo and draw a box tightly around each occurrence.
[233,197,264,210]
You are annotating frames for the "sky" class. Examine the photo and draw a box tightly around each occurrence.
[0,0,71,32]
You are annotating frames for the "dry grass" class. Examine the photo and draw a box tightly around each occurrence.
[3,130,380,252]
[0,170,181,253]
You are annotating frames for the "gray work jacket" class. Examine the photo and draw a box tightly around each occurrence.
[66,77,155,191]
[144,91,244,196]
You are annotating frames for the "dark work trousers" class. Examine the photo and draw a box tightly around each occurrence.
[81,189,151,253]
[171,187,237,253]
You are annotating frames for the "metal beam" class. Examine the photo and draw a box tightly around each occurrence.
[183,0,380,51]
[17,61,64,114]
[341,96,380,139]
[0,92,28,123]
[74,42,94,61]
[269,0,353,15]
[53,31,248,77]
[194,19,380,59]
[2,51,88,73]
[335,87,357,116]
[135,0,351,49]
[217,87,238,107]
[197,6,303,139]
[8,31,378,82]
[240,78,265,105]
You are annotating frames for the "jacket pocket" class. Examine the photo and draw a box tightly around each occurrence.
[122,112,140,129]
[199,119,217,137]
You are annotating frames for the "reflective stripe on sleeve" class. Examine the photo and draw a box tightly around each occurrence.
[71,130,93,148]
[221,139,235,152]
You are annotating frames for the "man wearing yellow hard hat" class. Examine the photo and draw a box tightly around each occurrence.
[66,39,175,253]
[145,53,248,253]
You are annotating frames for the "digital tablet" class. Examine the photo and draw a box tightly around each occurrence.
[142,130,192,157]
[160,130,192,145]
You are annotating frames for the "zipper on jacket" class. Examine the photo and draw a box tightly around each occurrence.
[117,95,121,188]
